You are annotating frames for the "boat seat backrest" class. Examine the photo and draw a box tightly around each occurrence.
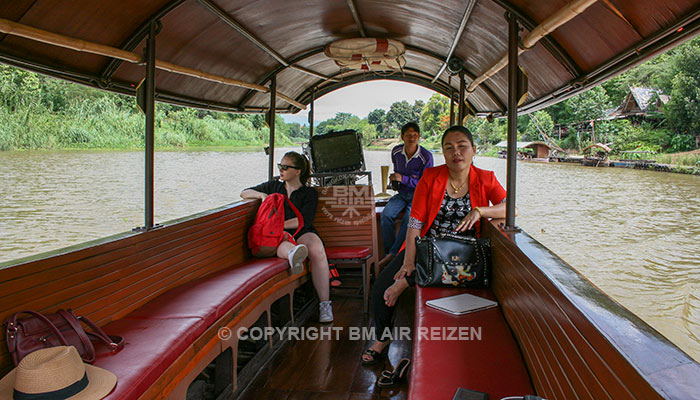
[0,201,258,378]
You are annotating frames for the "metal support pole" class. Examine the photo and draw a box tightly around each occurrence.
[458,71,466,124]
[144,21,157,230]
[505,12,519,230]
[268,76,276,181]
[309,88,314,137]
[449,90,455,126]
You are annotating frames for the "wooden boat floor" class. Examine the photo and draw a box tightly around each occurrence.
[240,283,416,400]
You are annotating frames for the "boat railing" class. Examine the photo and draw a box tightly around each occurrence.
[482,219,700,400]
[310,171,372,187]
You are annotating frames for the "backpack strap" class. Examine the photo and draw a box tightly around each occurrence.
[283,196,304,239]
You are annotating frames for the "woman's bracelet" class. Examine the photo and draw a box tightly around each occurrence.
[473,207,483,218]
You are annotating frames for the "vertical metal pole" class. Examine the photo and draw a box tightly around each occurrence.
[458,71,466,124]
[144,21,157,229]
[505,12,518,230]
[268,76,276,181]
[309,88,314,138]
[449,90,455,126]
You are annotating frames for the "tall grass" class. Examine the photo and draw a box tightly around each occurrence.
[655,152,700,166]
[0,65,294,151]
[0,99,292,151]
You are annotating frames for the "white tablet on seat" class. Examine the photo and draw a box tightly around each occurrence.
[425,293,498,315]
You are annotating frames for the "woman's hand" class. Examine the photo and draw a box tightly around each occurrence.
[394,262,416,281]
[455,208,482,232]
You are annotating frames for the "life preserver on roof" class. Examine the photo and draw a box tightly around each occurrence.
[324,38,406,71]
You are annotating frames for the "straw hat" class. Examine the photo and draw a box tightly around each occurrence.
[0,346,116,400]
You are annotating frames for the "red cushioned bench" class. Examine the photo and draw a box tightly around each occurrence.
[409,286,534,400]
[94,258,294,399]
[0,200,311,400]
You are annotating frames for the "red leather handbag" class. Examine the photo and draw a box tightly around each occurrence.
[4,309,124,366]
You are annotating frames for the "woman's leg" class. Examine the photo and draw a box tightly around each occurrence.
[276,240,295,259]
[297,232,330,302]
[363,251,406,362]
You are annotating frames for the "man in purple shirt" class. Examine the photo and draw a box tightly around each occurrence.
[379,122,434,266]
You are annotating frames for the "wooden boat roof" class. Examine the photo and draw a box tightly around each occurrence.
[582,143,612,153]
[495,140,550,149]
[1,0,699,116]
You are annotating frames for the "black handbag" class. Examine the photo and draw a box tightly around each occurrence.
[414,234,492,288]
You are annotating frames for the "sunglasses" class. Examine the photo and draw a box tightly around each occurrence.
[278,163,300,171]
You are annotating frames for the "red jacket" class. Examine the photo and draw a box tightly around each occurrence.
[409,163,506,237]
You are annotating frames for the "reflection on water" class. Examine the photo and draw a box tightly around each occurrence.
[1,148,699,361]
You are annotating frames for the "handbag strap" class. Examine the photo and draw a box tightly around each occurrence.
[10,310,70,343]
[58,309,95,363]
[76,313,124,352]
[6,310,70,355]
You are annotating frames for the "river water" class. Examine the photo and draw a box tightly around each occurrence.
[1,148,699,361]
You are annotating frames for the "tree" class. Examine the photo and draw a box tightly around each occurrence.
[544,101,570,125]
[316,112,359,134]
[466,117,506,146]
[600,75,628,109]
[412,100,425,123]
[367,108,387,136]
[523,111,554,142]
[565,85,610,123]
[420,94,449,136]
[0,65,42,111]
[333,112,354,125]
[386,100,414,132]
[664,39,700,149]
[248,114,267,130]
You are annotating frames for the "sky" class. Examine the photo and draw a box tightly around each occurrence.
[280,80,436,126]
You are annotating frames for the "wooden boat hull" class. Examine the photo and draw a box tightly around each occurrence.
[582,158,611,167]
[611,161,635,167]
[2,205,699,399]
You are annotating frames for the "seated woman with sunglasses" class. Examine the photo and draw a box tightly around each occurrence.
[240,151,334,323]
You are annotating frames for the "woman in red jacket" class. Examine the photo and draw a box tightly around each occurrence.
[362,125,508,364]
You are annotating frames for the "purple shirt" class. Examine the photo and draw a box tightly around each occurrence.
[391,144,434,194]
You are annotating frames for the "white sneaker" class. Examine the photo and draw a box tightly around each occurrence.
[287,244,308,275]
[319,300,333,323]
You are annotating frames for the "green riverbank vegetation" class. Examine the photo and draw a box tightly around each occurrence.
[0,65,307,151]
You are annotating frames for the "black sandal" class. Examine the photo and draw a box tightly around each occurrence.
[377,358,411,387]
[361,347,388,365]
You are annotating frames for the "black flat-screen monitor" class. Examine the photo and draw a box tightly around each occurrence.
[309,130,364,173]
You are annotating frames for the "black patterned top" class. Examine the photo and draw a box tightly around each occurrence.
[426,190,476,237]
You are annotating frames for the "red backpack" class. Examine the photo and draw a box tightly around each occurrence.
[248,193,303,256]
